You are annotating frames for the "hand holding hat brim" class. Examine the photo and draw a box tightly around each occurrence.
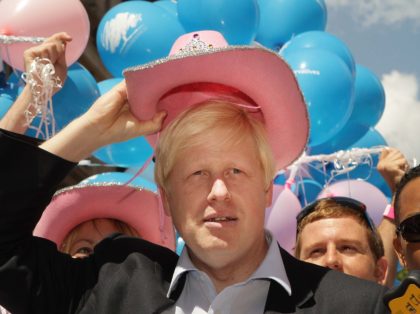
[40,81,167,162]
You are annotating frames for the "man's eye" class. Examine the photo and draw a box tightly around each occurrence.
[192,170,204,176]
[232,168,242,174]
[309,248,324,258]
[340,246,357,254]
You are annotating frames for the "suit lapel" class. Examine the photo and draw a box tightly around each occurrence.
[264,279,298,313]
[263,245,330,313]
[168,273,187,301]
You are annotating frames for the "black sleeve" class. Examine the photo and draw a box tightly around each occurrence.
[0,129,85,314]
[0,129,76,250]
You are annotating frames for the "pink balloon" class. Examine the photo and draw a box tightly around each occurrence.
[265,188,301,255]
[317,179,389,226]
[0,0,90,71]
[265,184,284,223]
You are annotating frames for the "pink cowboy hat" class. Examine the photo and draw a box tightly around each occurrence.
[33,183,176,250]
[124,30,309,170]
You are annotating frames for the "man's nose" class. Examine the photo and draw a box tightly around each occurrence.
[325,247,342,271]
[207,179,231,202]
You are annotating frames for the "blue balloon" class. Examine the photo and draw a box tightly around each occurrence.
[93,136,154,168]
[351,64,385,128]
[97,1,185,77]
[296,178,323,207]
[51,63,99,130]
[283,49,354,146]
[274,172,287,185]
[97,77,124,95]
[310,65,385,154]
[26,63,99,138]
[350,126,387,149]
[80,171,157,191]
[155,0,178,17]
[4,72,24,99]
[0,87,15,119]
[178,0,259,45]
[309,123,369,155]
[256,0,327,50]
[280,31,355,76]
[6,70,23,86]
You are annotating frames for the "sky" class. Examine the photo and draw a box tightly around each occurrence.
[325,0,420,161]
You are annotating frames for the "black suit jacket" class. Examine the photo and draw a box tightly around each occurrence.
[165,247,388,314]
[0,129,389,313]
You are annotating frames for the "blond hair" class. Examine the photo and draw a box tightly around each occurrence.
[60,218,139,254]
[154,100,276,192]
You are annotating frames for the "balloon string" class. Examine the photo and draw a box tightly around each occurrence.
[122,155,168,245]
[298,170,308,206]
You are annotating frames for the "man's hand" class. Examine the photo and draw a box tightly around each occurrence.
[81,81,167,146]
[377,148,409,193]
[40,81,167,162]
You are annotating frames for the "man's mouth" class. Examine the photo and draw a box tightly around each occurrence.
[204,216,238,222]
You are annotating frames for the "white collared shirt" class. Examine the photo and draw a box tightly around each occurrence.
[163,231,291,314]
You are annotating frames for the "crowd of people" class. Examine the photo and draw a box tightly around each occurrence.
[0,30,418,314]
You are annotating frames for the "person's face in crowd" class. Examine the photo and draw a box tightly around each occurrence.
[394,177,420,270]
[162,128,273,271]
[65,218,122,258]
[298,216,387,283]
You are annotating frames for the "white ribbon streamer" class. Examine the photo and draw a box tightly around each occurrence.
[281,147,386,186]
[22,57,61,139]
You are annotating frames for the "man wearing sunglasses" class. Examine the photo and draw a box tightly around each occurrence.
[295,197,388,284]
[393,165,420,271]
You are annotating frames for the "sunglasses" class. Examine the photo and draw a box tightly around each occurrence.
[396,213,420,243]
[296,196,375,232]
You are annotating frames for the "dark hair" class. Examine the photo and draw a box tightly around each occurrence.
[394,164,420,224]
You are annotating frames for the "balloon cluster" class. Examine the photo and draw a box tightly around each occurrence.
[0,0,390,255]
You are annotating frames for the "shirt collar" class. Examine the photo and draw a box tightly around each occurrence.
[167,230,291,297]
[166,245,197,297]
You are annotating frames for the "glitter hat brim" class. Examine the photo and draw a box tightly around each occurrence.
[33,184,176,250]
[124,44,309,171]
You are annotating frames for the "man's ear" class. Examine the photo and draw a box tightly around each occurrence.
[265,181,274,208]
[374,256,388,285]
[393,236,407,268]
[158,186,171,217]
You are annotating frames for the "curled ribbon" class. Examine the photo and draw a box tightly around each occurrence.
[22,57,62,139]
